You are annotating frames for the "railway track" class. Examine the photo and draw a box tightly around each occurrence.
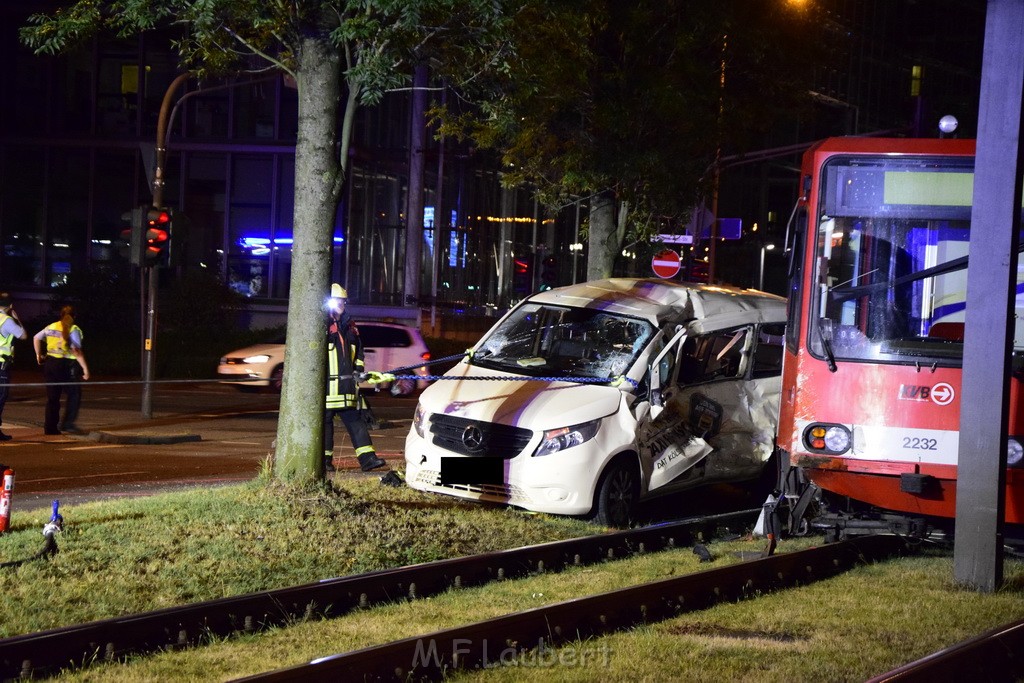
[868,615,1024,682]
[235,533,910,681]
[0,509,758,680]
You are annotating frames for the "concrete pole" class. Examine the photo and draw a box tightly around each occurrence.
[954,0,1024,592]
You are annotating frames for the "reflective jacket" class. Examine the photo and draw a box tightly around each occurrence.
[325,313,365,410]
[0,313,14,361]
[39,321,82,359]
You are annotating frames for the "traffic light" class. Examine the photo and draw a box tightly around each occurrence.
[512,258,530,294]
[119,206,172,266]
[120,207,145,266]
[144,207,171,266]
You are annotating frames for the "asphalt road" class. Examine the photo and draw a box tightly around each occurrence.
[0,378,416,514]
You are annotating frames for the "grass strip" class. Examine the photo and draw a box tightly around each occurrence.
[48,535,1024,682]
[0,473,593,639]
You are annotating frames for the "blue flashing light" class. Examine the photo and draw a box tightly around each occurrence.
[239,235,345,251]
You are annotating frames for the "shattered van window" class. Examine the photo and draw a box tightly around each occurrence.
[472,304,655,381]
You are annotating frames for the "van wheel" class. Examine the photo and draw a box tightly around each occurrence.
[591,460,639,528]
[270,365,284,393]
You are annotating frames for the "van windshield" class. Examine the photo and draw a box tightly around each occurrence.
[471,304,655,381]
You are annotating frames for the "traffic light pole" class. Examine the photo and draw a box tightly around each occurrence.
[141,265,157,419]
[139,72,189,418]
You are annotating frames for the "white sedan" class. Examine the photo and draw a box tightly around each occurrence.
[218,322,432,395]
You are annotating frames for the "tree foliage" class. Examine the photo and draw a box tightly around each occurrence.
[21,0,516,483]
[438,0,824,275]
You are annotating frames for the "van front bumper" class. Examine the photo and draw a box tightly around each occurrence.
[404,431,600,516]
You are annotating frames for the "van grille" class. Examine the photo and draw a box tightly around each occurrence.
[429,414,533,459]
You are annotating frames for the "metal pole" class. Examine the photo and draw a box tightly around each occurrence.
[430,87,446,332]
[140,72,190,418]
[531,197,539,292]
[573,200,581,284]
[758,244,774,290]
[141,266,157,419]
[954,0,1024,592]
[758,247,766,290]
[708,34,726,285]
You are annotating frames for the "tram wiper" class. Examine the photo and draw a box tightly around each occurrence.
[817,317,838,373]
[831,241,1024,302]
[829,255,970,302]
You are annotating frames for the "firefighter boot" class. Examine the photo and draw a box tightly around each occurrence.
[324,452,336,473]
[357,451,386,472]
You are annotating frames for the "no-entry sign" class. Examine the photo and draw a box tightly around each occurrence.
[651,249,681,279]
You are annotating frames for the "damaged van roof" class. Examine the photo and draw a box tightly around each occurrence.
[529,278,786,328]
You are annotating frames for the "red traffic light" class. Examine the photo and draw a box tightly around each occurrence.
[147,209,170,227]
[145,228,169,256]
[144,208,171,263]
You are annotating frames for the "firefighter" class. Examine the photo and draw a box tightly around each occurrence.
[323,284,386,473]
[0,293,29,441]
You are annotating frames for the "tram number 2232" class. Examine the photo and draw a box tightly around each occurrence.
[902,436,939,451]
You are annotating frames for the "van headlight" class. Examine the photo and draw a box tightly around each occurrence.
[413,403,429,438]
[533,420,601,457]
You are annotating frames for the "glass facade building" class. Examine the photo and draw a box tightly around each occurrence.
[0,1,982,320]
[0,7,584,322]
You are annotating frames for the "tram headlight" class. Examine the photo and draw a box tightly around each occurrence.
[1008,438,1024,467]
[533,419,601,457]
[803,423,852,455]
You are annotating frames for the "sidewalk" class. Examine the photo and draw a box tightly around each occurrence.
[0,384,413,513]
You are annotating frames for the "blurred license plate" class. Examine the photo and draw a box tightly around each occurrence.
[440,457,503,485]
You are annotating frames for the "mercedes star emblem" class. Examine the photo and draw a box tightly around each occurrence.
[462,424,485,451]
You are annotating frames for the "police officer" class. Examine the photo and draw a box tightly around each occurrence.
[34,304,90,435]
[324,284,386,473]
[0,293,28,441]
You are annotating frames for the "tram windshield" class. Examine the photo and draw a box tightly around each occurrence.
[809,154,1024,366]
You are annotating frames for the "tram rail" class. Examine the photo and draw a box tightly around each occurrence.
[237,533,910,681]
[869,615,1024,682]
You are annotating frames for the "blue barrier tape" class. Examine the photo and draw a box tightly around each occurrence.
[356,372,639,389]
[355,349,639,388]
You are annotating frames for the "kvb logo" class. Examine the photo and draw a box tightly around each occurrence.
[898,383,955,406]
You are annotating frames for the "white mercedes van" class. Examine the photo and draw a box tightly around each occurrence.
[404,278,787,526]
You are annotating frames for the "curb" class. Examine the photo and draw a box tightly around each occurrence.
[87,431,203,445]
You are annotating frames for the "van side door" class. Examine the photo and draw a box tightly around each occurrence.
[640,324,779,493]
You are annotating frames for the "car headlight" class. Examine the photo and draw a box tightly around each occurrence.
[413,403,429,438]
[533,419,601,457]
[1008,438,1024,467]
[242,354,271,364]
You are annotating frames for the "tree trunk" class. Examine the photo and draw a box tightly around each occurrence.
[587,189,621,281]
[274,36,341,482]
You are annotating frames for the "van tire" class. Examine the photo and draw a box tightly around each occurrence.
[591,459,639,528]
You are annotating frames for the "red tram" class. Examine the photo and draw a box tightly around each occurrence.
[776,136,1024,528]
